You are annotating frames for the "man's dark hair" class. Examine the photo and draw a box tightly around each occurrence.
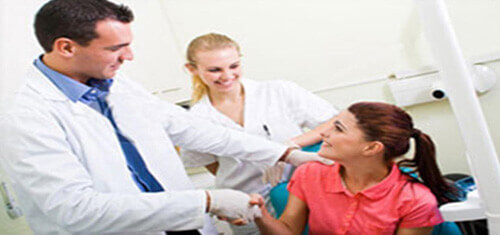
[34,0,134,52]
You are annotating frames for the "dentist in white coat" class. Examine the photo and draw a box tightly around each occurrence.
[0,1,332,234]
[181,33,338,235]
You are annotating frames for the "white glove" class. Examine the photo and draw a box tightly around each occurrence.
[262,161,287,187]
[283,139,300,149]
[284,149,334,166]
[207,189,262,224]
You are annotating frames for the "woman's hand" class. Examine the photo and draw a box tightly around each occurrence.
[249,193,265,208]
[249,193,270,221]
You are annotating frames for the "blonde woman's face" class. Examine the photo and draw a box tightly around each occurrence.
[190,47,242,94]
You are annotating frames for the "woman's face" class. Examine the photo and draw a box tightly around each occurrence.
[318,110,370,163]
[189,46,242,94]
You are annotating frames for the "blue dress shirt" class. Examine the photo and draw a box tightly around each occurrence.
[34,56,163,192]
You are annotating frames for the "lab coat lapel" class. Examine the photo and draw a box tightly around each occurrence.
[105,81,193,191]
[26,65,111,122]
[240,79,264,136]
[25,66,68,102]
[201,95,244,131]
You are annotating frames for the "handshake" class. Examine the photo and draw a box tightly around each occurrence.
[205,189,262,224]
[206,141,334,223]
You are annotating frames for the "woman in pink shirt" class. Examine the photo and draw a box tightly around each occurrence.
[251,101,454,235]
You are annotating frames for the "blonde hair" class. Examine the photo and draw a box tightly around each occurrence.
[186,33,241,104]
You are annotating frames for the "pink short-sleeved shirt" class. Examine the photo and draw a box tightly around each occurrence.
[288,162,444,235]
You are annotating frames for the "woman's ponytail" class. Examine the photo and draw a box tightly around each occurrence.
[348,102,456,205]
[400,129,456,204]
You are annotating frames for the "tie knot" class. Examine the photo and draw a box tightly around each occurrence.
[87,78,113,92]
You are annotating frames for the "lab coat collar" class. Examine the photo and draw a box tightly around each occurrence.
[25,65,106,117]
[32,57,115,104]
[26,64,70,102]
[33,57,89,102]
[197,78,253,130]
[240,78,256,93]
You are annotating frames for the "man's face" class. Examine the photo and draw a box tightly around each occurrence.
[71,19,133,82]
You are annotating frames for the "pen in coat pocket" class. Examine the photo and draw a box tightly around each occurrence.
[262,124,271,138]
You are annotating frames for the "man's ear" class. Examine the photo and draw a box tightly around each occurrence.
[52,38,76,57]
[363,141,384,156]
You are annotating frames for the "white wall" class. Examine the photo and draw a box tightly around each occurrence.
[1,0,499,234]
[0,1,46,111]
[1,1,43,233]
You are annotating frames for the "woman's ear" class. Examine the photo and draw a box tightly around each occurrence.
[185,63,197,75]
[363,141,384,156]
[52,38,76,58]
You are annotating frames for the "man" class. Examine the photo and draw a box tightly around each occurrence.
[0,0,332,234]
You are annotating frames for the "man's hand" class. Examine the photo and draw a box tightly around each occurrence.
[206,189,262,224]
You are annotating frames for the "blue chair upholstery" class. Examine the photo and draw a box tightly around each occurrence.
[269,182,289,217]
[432,222,462,235]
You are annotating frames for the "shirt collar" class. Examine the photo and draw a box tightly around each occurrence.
[78,78,114,105]
[33,55,113,103]
[327,163,402,200]
[327,164,344,194]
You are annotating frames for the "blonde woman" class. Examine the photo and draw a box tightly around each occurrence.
[180,33,337,234]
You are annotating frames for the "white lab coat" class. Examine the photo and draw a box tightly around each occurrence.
[0,66,286,235]
[181,79,338,195]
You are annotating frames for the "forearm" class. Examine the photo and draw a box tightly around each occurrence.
[290,129,322,147]
[290,118,333,147]
[255,208,295,235]
[396,226,433,235]
[17,179,206,233]
[63,190,206,233]
[167,110,286,166]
